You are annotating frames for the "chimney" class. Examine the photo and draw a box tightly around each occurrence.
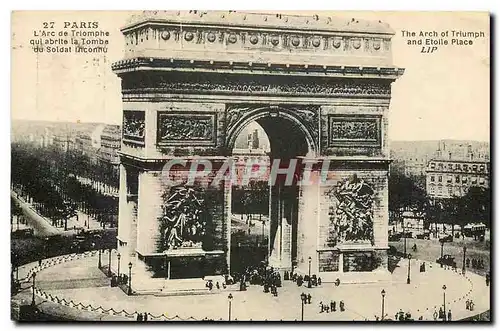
[467,144,473,160]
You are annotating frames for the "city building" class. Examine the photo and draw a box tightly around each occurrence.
[98,124,121,171]
[426,144,490,199]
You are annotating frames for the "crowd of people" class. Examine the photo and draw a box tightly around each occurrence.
[466,258,486,270]
[318,300,345,313]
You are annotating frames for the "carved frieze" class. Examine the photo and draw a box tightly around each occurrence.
[328,115,381,147]
[121,72,392,98]
[123,110,145,144]
[157,111,216,146]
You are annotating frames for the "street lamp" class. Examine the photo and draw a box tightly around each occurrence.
[407,254,412,284]
[98,249,102,269]
[300,293,306,321]
[107,248,112,276]
[462,246,467,275]
[307,256,312,288]
[381,289,386,321]
[128,262,132,295]
[31,272,37,306]
[117,253,121,278]
[228,293,233,321]
[442,285,447,321]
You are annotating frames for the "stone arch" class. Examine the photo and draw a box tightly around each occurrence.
[225,106,318,157]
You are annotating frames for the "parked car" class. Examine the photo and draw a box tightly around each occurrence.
[389,233,402,242]
[416,231,430,240]
[436,254,457,268]
[439,235,453,243]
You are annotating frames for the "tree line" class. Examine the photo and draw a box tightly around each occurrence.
[11,142,118,229]
[389,172,490,235]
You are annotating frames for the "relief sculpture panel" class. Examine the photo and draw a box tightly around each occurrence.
[327,174,375,246]
[157,112,216,146]
[158,186,208,251]
[328,115,381,147]
[123,110,145,143]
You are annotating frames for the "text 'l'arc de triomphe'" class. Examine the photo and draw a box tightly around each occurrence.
[112,11,404,292]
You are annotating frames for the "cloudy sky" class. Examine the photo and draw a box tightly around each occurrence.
[11,11,489,141]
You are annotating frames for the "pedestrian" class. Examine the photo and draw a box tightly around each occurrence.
[466,258,470,268]
[137,313,143,321]
[447,310,452,321]
[307,293,312,304]
[319,301,324,313]
[216,281,220,290]
[325,305,330,313]
[433,310,438,321]
[330,300,335,312]
[339,300,345,312]
[466,299,470,310]
[318,277,322,286]
[38,259,42,267]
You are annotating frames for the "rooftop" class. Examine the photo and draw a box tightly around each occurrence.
[122,10,394,35]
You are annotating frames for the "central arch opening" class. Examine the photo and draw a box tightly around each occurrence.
[229,110,312,280]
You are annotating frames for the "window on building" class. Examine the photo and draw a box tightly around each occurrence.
[462,177,468,183]
[437,185,443,195]
[430,185,435,194]
[463,164,468,172]
[455,163,461,170]
[473,164,478,171]
[448,164,453,171]
[438,176,442,182]
[480,164,485,172]
[438,163,443,170]
[448,186,453,195]
[430,176,435,182]
[472,177,477,184]
[455,175,460,183]
[479,177,485,185]
[447,176,452,183]
[430,162,435,169]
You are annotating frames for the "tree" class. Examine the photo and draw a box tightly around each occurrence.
[461,186,490,228]
[389,173,428,231]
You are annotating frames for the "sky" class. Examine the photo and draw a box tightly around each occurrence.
[11,11,490,142]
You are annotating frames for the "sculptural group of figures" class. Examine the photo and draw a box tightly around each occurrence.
[160,186,207,250]
[329,174,375,244]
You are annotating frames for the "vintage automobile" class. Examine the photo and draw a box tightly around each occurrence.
[436,254,457,268]
[388,233,402,242]
[416,230,430,240]
[439,235,453,243]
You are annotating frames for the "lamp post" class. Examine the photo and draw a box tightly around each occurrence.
[98,249,102,269]
[117,253,121,278]
[403,217,407,258]
[442,285,447,321]
[407,254,412,284]
[107,248,112,276]
[300,293,306,321]
[307,256,312,288]
[462,246,467,275]
[381,289,386,321]
[228,293,233,321]
[128,262,132,295]
[440,241,444,268]
[31,272,36,306]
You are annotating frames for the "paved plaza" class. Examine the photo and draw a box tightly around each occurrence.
[25,251,489,321]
